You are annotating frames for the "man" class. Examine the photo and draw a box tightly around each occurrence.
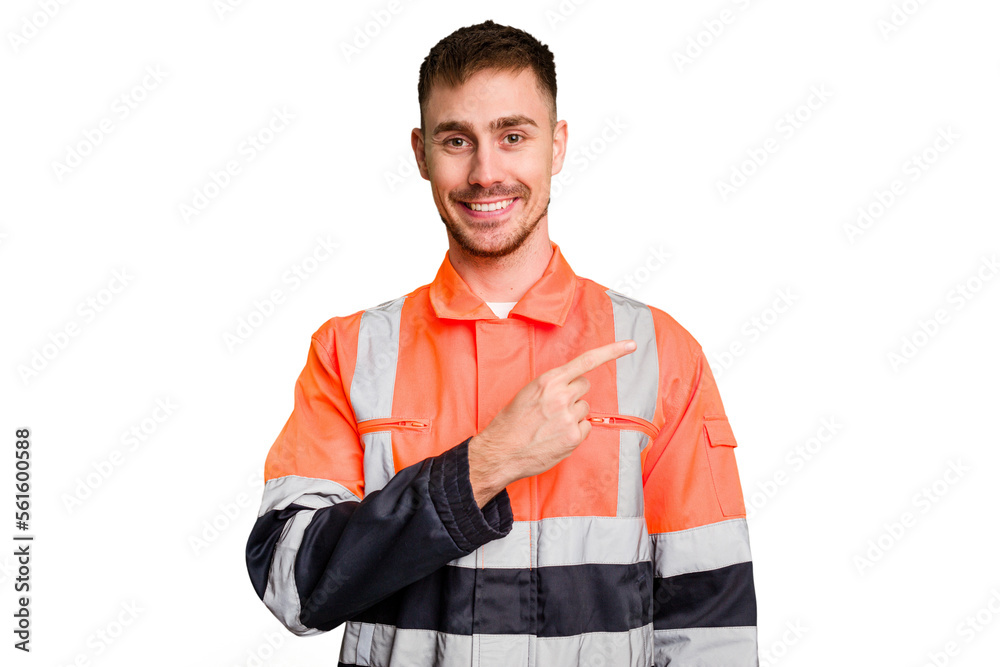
[246,20,758,667]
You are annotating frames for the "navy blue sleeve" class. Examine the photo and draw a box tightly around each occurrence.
[246,437,512,634]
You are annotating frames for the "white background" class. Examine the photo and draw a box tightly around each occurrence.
[2,0,999,665]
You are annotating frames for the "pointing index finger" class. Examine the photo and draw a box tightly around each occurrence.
[558,339,637,381]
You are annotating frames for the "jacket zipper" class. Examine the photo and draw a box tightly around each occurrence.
[356,417,430,435]
[587,413,659,440]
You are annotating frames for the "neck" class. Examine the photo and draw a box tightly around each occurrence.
[447,228,553,303]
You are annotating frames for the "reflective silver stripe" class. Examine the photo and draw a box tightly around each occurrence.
[653,626,758,666]
[476,634,529,667]
[617,429,646,518]
[340,624,655,667]
[606,289,658,420]
[351,296,405,419]
[350,296,406,493]
[356,622,375,666]
[262,509,324,636]
[650,518,752,578]
[340,625,472,667]
[257,475,360,636]
[447,516,650,569]
[258,474,359,516]
[341,622,362,664]
[361,431,395,494]
[536,623,653,667]
[607,290,658,517]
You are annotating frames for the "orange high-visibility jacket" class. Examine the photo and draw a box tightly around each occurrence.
[246,241,758,667]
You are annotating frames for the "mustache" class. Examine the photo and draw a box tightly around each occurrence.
[451,184,528,202]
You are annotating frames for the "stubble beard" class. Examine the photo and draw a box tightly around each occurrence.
[441,197,549,260]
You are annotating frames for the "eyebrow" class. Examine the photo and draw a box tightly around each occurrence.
[432,115,538,136]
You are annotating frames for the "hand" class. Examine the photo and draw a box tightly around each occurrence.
[467,339,637,508]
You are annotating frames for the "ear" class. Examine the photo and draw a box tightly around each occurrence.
[550,119,568,176]
[411,127,430,181]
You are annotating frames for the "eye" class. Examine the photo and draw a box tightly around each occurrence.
[504,133,523,144]
[446,137,469,148]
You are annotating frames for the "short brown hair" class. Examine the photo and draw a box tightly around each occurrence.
[417,20,557,132]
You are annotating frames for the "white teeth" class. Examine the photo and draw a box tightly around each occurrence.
[467,199,513,212]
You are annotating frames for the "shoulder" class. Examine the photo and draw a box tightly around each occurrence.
[308,290,415,354]
[577,278,704,363]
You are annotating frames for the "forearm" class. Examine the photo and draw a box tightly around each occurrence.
[247,438,513,633]
[466,433,515,509]
[646,347,759,664]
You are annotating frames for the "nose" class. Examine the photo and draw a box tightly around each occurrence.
[467,145,504,189]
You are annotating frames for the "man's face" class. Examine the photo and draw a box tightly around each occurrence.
[412,68,567,259]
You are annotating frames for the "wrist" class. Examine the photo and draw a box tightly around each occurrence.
[429,438,513,553]
[468,433,509,508]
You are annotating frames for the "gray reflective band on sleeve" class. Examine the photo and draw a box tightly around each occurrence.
[650,518,753,578]
[262,509,325,636]
[257,475,361,636]
[654,626,759,666]
[258,474,360,517]
[447,516,651,569]
[606,290,658,518]
[350,296,406,493]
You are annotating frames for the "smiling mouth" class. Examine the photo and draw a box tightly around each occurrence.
[461,198,517,212]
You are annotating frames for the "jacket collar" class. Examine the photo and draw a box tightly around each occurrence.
[428,241,577,326]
